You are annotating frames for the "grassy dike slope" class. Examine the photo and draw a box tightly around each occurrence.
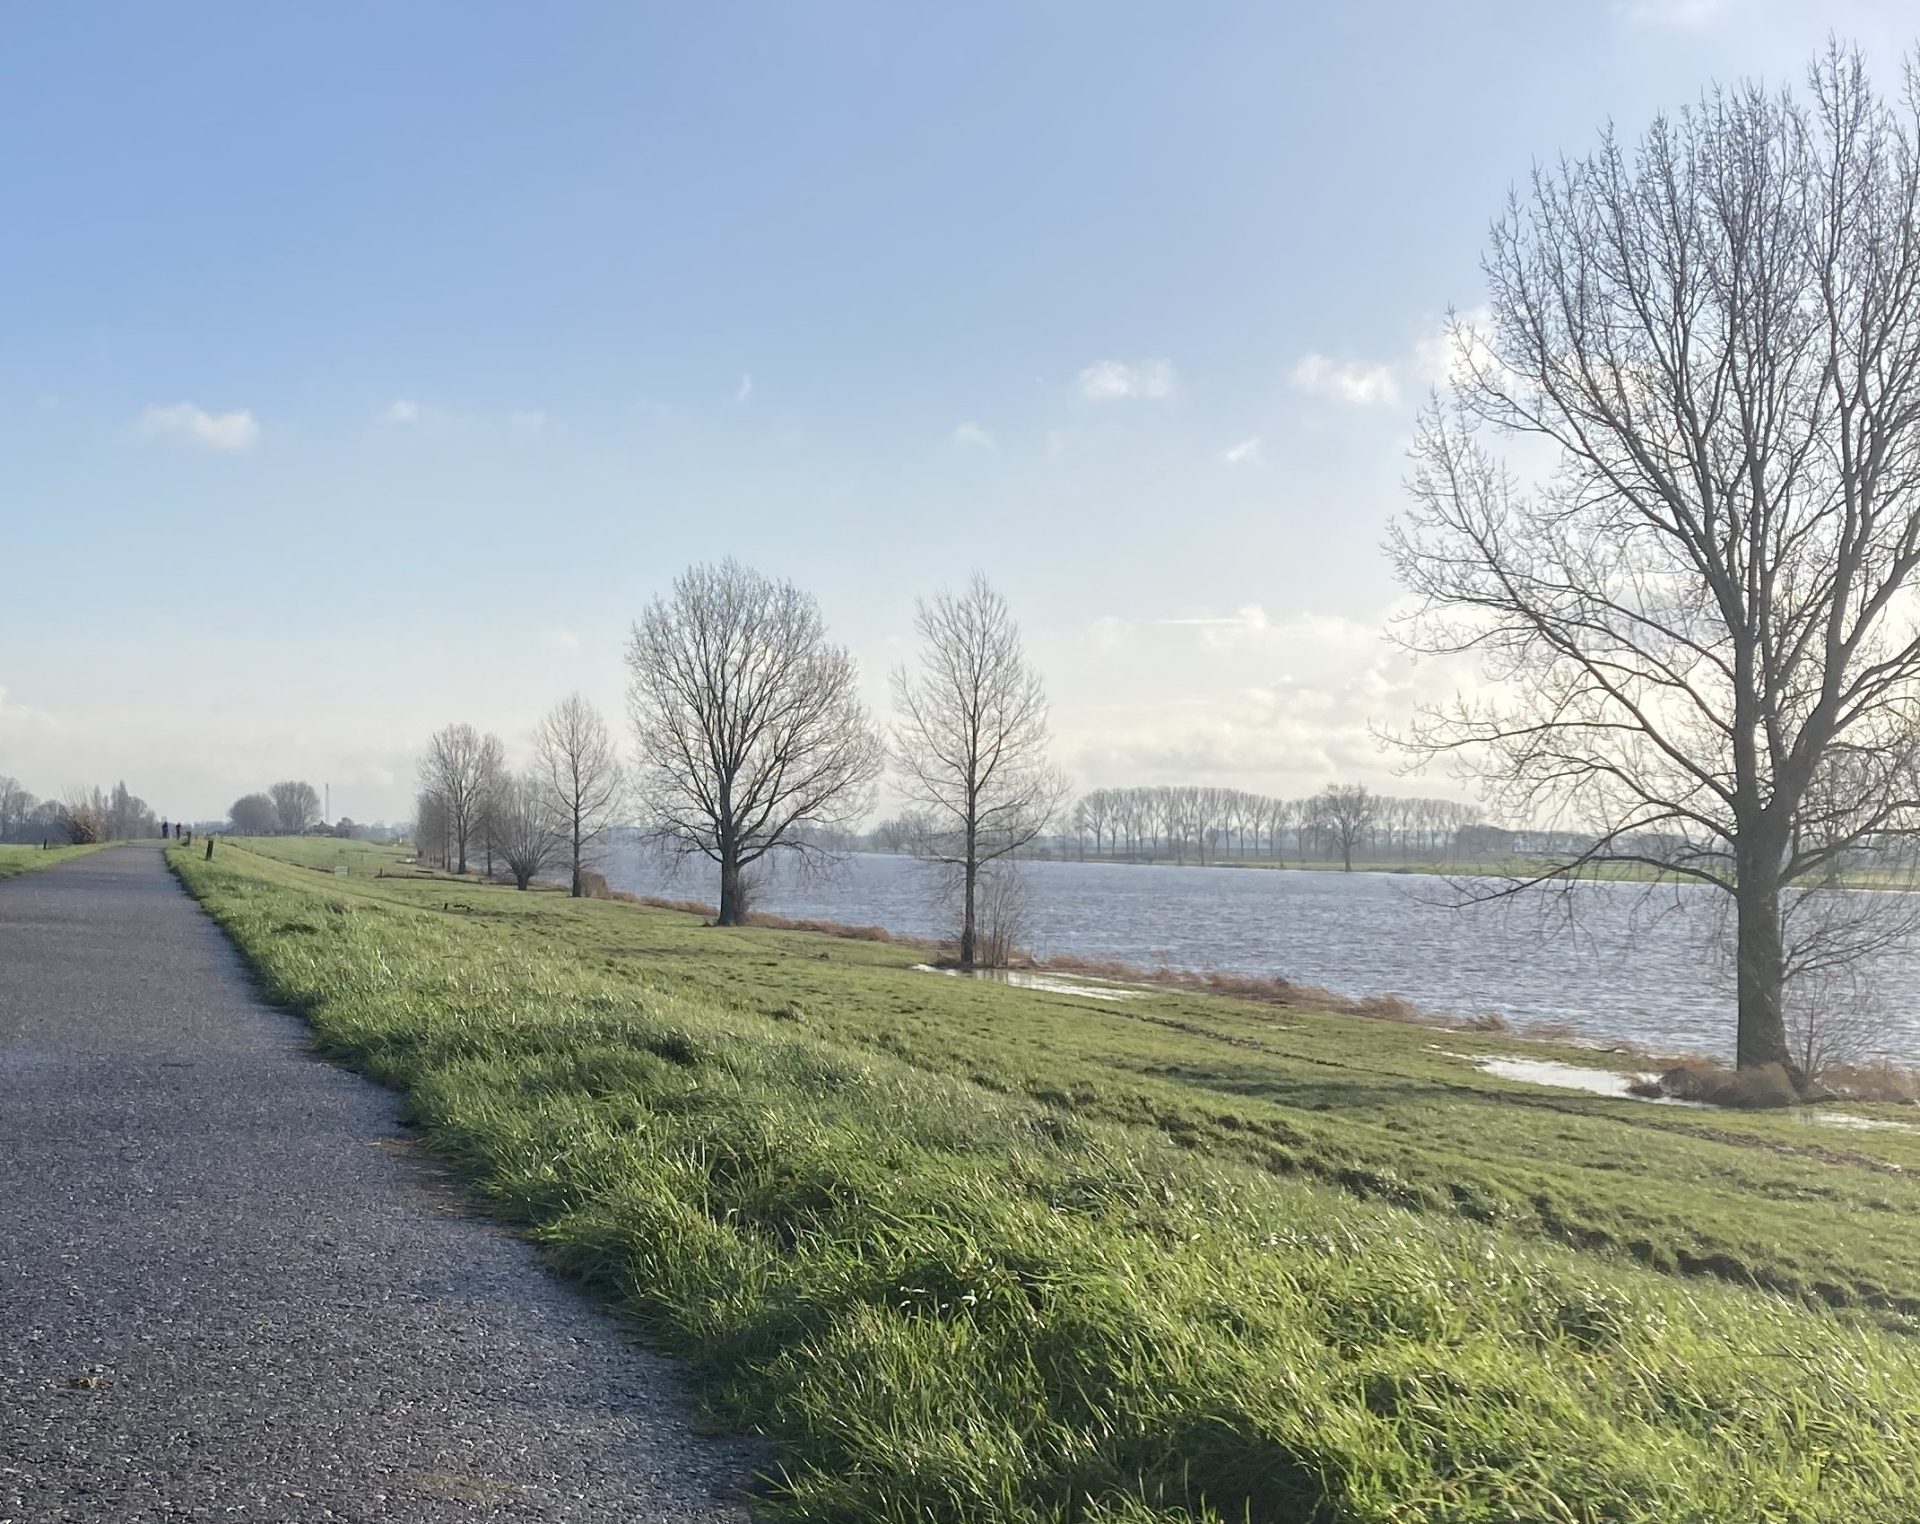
[0,842,105,881]
[170,838,1920,1523]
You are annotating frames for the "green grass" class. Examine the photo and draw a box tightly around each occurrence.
[0,841,107,881]
[170,836,1920,1522]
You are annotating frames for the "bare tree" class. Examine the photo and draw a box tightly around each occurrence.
[413,790,451,869]
[891,574,1068,967]
[56,787,106,844]
[475,737,507,879]
[416,724,499,875]
[269,780,321,836]
[229,792,277,836]
[491,771,564,890]
[0,775,28,841]
[626,560,882,925]
[536,692,626,897]
[1392,47,1920,1075]
[1315,783,1377,873]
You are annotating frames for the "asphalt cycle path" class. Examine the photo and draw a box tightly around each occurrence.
[0,846,751,1522]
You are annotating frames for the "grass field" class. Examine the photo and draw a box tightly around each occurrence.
[170,835,1920,1522]
[0,842,105,881]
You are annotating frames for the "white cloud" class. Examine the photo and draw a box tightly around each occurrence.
[1222,436,1264,467]
[1050,603,1483,798]
[951,420,996,450]
[0,685,57,736]
[1076,358,1175,402]
[1289,354,1401,407]
[133,402,259,453]
[735,373,754,404]
[1291,309,1498,410]
[380,398,421,425]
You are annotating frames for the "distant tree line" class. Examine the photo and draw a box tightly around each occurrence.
[0,776,162,845]
[867,784,1485,872]
[226,781,324,836]
[1068,785,1484,870]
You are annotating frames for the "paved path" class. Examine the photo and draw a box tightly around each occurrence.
[0,847,752,1523]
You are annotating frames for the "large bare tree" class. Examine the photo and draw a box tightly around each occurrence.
[537,692,626,897]
[416,724,501,875]
[269,780,321,836]
[1391,47,1920,1075]
[1315,783,1377,873]
[491,771,564,890]
[891,574,1067,966]
[626,560,882,925]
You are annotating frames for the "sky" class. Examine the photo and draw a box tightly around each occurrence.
[0,1,1914,824]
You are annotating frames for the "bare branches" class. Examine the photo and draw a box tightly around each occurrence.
[491,771,565,891]
[416,723,503,876]
[627,560,882,925]
[536,693,626,898]
[1393,46,1920,1072]
[269,781,321,836]
[891,574,1067,966]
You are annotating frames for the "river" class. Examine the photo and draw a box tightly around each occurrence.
[595,844,1920,1062]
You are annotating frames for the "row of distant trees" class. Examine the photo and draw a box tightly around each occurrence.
[865,785,1487,871]
[414,694,625,893]
[1067,785,1483,870]
[412,563,1059,968]
[226,781,324,837]
[0,778,159,845]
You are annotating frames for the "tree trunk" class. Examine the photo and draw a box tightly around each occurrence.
[718,847,745,926]
[570,819,584,898]
[1734,867,1793,1073]
[961,857,978,968]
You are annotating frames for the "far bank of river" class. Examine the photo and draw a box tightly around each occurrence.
[599,846,1920,1063]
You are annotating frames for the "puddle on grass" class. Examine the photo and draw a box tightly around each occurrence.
[911,965,1142,1001]
[1438,1048,1919,1130]
[1791,1110,1919,1134]
[1439,1052,1700,1105]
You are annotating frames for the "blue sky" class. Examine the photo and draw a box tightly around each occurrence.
[1,1,1912,821]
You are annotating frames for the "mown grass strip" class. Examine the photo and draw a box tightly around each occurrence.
[0,841,109,882]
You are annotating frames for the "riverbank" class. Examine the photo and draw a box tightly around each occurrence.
[175,836,1920,1522]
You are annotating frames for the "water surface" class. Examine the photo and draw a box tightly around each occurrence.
[600,846,1920,1061]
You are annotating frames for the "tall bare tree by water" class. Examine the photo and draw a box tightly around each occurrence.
[891,574,1068,967]
[269,780,321,836]
[537,692,626,897]
[1391,47,1920,1076]
[416,724,499,875]
[626,560,882,925]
